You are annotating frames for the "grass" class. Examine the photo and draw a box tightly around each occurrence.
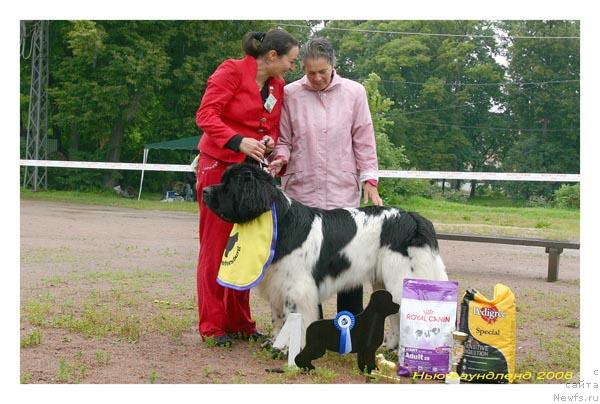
[149,309,196,339]
[52,350,114,384]
[393,196,579,240]
[20,329,42,348]
[23,280,198,343]
[21,188,197,213]
[202,366,226,383]
[512,286,579,380]
[39,269,173,289]
[21,189,579,240]
[22,294,54,326]
[261,364,338,384]
[229,370,249,384]
[57,355,89,383]
[148,371,159,384]
[21,246,77,265]
[20,372,32,384]
[20,188,579,383]
[50,305,145,342]
[94,350,112,366]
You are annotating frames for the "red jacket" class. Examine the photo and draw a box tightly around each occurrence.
[196,55,285,163]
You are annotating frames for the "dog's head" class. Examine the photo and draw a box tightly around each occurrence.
[368,290,400,316]
[202,163,279,223]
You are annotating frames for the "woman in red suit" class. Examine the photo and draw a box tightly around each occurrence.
[195,29,299,347]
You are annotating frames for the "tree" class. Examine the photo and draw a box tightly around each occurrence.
[49,21,171,188]
[21,20,578,198]
[500,20,580,200]
[324,20,509,186]
[363,72,408,169]
[40,21,314,191]
[363,72,416,200]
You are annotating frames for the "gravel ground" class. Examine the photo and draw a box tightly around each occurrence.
[20,199,580,384]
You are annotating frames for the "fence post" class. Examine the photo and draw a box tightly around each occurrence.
[545,247,563,282]
[272,313,302,368]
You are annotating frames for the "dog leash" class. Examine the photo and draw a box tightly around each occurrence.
[259,138,271,173]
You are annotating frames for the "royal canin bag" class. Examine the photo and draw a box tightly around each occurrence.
[397,279,459,376]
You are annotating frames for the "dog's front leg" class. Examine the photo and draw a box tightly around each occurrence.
[266,301,288,358]
[270,301,285,338]
[288,298,319,348]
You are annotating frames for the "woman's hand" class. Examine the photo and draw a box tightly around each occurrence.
[239,137,267,162]
[363,182,384,206]
[268,158,286,175]
[262,136,275,154]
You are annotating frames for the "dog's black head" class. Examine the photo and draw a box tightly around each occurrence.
[202,163,279,223]
[368,290,400,316]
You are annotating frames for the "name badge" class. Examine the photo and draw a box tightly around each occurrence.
[264,93,277,113]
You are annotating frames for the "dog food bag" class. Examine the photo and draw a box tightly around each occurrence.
[458,284,516,383]
[398,279,459,376]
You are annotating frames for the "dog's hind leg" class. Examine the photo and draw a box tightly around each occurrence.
[371,280,385,291]
[408,245,448,281]
[379,249,412,351]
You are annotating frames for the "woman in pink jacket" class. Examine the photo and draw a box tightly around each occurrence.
[269,37,383,318]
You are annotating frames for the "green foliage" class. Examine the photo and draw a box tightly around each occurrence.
[362,72,409,170]
[501,20,580,199]
[22,20,315,192]
[325,20,509,178]
[20,20,578,198]
[526,195,551,208]
[438,189,469,204]
[553,183,580,209]
[362,72,413,202]
[377,178,440,208]
[66,20,106,62]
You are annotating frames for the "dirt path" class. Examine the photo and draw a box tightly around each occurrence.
[20,200,580,384]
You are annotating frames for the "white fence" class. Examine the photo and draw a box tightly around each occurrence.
[19,160,580,182]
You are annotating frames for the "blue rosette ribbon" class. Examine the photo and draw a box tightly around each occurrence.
[334,311,355,355]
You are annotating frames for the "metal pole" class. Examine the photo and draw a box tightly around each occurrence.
[23,20,49,191]
[138,148,149,200]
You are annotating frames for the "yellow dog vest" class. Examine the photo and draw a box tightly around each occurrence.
[217,203,277,290]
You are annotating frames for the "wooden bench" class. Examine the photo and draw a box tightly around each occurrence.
[436,233,580,282]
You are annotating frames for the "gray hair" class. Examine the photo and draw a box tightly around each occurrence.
[300,37,336,67]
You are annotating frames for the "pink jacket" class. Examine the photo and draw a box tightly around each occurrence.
[272,72,379,210]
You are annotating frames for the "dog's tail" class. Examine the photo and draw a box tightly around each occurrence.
[407,212,447,281]
[407,212,439,252]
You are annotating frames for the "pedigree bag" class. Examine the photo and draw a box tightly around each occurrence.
[459,284,516,383]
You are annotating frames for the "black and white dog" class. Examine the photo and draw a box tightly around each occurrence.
[202,163,448,349]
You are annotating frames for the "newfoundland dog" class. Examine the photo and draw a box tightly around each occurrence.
[202,163,448,349]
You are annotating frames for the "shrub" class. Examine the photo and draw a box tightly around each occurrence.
[439,189,468,204]
[553,184,580,209]
[526,195,550,208]
[379,179,435,203]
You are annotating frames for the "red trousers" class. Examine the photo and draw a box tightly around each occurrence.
[196,155,256,338]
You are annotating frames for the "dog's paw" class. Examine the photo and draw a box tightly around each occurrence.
[377,347,399,362]
[383,341,399,351]
[260,337,274,350]
[270,346,289,360]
